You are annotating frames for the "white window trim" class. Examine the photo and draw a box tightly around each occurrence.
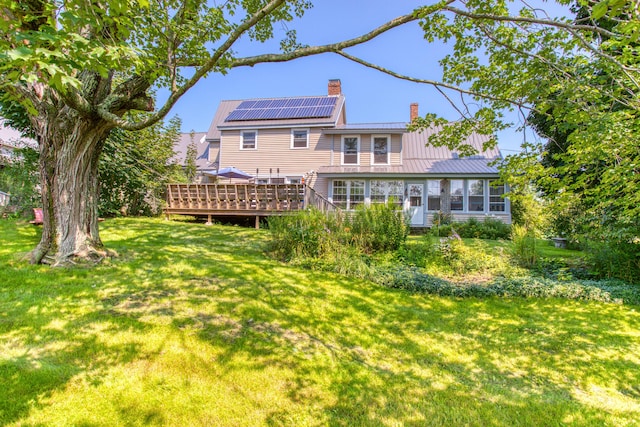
[341,135,360,166]
[240,130,258,150]
[290,128,309,149]
[467,179,486,213]
[371,134,391,165]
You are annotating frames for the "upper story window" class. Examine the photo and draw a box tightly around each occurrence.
[468,179,485,212]
[291,129,309,149]
[342,136,360,165]
[489,180,506,212]
[372,135,390,165]
[241,130,257,150]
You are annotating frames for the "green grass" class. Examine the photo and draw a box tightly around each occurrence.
[1,217,640,426]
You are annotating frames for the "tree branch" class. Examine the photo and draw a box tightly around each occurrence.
[443,5,619,39]
[335,50,529,110]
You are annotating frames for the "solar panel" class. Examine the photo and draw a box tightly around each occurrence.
[225,96,337,122]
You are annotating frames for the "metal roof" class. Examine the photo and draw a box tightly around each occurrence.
[172,132,218,170]
[323,122,407,134]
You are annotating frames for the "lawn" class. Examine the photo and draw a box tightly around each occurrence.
[1,217,639,426]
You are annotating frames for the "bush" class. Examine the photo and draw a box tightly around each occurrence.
[266,209,345,261]
[511,225,538,268]
[584,240,640,284]
[267,203,409,262]
[346,202,409,253]
[456,217,512,240]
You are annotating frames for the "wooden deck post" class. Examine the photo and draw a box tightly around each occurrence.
[255,215,260,229]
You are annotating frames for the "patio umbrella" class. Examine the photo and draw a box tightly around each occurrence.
[216,166,253,180]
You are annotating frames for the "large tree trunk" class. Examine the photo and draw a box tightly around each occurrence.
[30,111,113,266]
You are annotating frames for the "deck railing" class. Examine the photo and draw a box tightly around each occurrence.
[165,183,338,216]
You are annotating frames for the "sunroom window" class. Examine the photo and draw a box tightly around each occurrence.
[468,179,485,212]
[489,180,506,212]
[450,179,464,211]
[332,180,365,210]
[370,180,403,207]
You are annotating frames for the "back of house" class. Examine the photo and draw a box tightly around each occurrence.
[178,79,510,227]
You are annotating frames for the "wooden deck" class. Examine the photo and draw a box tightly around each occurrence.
[165,183,336,226]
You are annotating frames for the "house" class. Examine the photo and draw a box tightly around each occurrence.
[171,131,218,182]
[177,79,510,227]
[1,119,38,209]
[0,119,37,163]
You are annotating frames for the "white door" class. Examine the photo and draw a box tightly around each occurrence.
[406,183,424,226]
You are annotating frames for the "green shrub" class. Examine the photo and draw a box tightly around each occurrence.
[267,209,345,261]
[346,202,409,253]
[437,237,489,275]
[267,203,409,263]
[584,240,640,284]
[456,217,512,240]
[511,225,538,268]
[394,234,436,267]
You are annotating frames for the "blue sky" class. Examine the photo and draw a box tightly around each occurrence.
[165,0,551,154]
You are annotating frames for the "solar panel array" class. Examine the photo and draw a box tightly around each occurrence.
[225,97,337,122]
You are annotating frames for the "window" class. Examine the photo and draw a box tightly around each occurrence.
[287,177,302,184]
[370,180,403,207]
[291,129,309,149]
[332,180,365,210]
[342,136,359,165]
[489,180,506,212]
[468,179,485,212]
[241,131,257,150]
[450,179,464,211]
[372,136,390,165]
[427,180,441,211]
[270,178,285,184]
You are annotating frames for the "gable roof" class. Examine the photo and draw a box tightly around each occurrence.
[207,95,346,140]
[172,131,217,171]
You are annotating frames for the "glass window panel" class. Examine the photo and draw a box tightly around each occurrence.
[468,179,485,212]
[489,180,506,212]
[450,179,463,211]
[427,180,441,211]
[242,131,256,149]
[292,130,308,148]
[343,137,358,165]
[373,137,389,164]
[332,180,347,209]
[350,181,365,209]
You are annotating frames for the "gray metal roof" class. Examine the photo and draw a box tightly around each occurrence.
[209,95,346,138]
[403,125,501,161]
[172,132,218,170]
[323,122,407,134]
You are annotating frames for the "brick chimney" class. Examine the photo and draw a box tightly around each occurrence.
[328,79,342,96]
[410,103,419,122]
